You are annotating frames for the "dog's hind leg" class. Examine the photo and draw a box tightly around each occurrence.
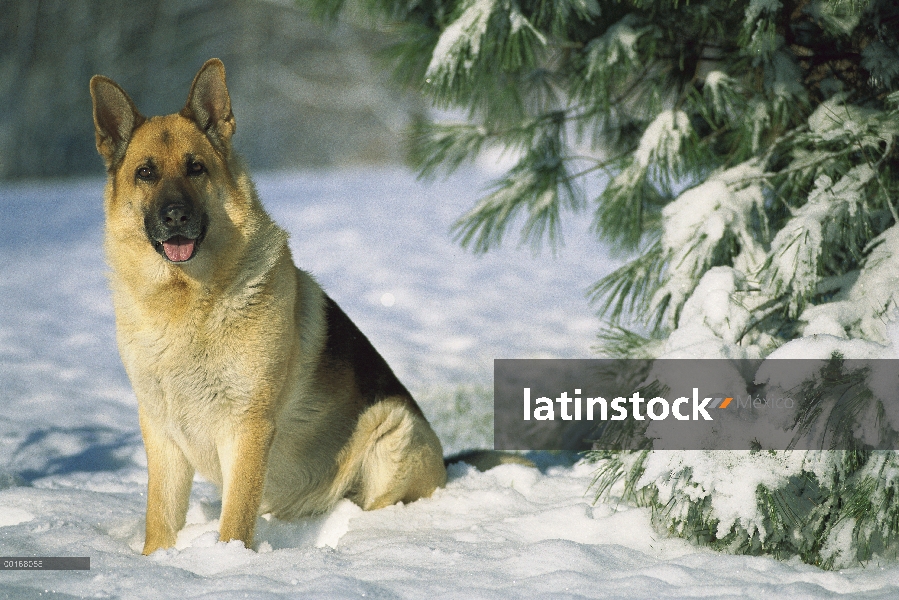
[338,400,447,510]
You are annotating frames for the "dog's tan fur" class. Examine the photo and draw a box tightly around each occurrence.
[90,59,446,555]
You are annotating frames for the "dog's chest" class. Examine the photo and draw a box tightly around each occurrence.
[119,307,257,421]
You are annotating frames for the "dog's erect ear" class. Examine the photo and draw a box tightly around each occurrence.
[182,58,235,153]
[90,75,145,169]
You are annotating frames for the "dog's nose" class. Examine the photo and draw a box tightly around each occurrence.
[161,203,192,228]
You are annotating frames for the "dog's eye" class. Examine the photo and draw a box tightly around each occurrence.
[136,166,155,181]
[187,161,206,176]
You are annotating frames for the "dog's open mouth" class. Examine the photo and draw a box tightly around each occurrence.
[149,215,208,263]
[161,236,197,262]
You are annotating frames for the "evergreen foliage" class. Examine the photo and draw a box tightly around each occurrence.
[303,0,899,568]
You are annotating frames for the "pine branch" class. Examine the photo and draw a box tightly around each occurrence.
[451,112,581,253]
[587,238,666,328]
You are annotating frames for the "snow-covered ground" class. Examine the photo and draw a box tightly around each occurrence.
[1,168,897,599]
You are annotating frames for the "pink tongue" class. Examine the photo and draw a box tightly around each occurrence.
[162,236,196,262]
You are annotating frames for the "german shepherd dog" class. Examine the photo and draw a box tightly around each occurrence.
[90,59,446,555]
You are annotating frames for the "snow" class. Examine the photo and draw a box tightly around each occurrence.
[790,221,899,346]
[425,0,545,86]
[587,16,645,70]
[660,267,756,358]
[2,168,899,597]
[703,70,736,118]
[807,95,879,142]
[652,161,766,334]
[426,0,496,79]
[768,191,828,303]
[634,109,692,169]
[640,451,820,542]
[508,8,545,44]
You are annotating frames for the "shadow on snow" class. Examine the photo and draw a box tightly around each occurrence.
[11,425,141,484]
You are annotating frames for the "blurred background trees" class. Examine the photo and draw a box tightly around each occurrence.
[0,0,422,179]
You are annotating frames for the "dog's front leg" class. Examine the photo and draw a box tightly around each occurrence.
[139,405,195,555]
[217,417,275,549]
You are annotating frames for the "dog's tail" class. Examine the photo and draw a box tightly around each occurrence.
[444,450,536,472]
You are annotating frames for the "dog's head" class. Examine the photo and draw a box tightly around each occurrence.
[90,59,237,265]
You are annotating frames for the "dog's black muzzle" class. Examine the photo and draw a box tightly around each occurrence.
[145,199,208,263]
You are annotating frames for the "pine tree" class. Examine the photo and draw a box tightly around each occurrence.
[303,0,899,567]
